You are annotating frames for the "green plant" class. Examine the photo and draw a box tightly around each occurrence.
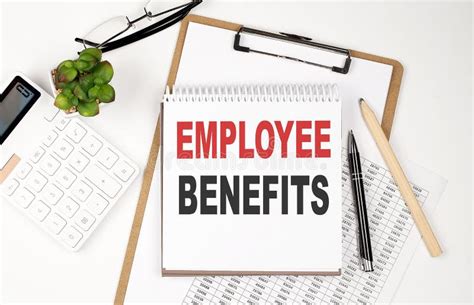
[53,48,115,117]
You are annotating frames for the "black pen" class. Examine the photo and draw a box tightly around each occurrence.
[348,130,374,272]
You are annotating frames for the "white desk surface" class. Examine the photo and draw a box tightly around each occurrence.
[0,1,472,304]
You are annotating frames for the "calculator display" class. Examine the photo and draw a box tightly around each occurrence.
[0,76,40,144]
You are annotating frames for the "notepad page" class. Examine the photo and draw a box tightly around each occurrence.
[162,85,342,272]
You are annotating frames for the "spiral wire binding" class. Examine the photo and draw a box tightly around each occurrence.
[164,84,339,103]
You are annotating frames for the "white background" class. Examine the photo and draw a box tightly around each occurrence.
[0,0,472,304]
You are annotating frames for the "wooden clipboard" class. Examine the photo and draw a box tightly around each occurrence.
[114,14,403,304]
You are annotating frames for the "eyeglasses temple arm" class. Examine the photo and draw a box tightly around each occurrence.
[145,0,198,18]
[101,13,190,52]
[74,37,99,47]
[97,3,198,52]
[74,1,200,52]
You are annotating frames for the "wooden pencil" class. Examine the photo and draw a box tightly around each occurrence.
[359,98,442,257]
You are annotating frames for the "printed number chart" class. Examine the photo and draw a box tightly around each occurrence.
[183,148,447,304]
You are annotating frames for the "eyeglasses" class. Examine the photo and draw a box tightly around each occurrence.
[75,0,202,53]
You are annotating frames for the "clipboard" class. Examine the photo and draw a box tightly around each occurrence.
[114,14,403,304]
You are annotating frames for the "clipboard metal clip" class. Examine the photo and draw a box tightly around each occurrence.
[234,27,352,74]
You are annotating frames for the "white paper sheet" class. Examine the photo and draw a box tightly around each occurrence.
[162,88,342,272]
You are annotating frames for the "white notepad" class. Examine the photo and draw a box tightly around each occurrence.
[162,84,342,274]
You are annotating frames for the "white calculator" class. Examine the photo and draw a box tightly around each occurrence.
[0,73,139,251]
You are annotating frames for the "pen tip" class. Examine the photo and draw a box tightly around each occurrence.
[359,98,364,105]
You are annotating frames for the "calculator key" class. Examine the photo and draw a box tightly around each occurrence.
[84,165,121,198]
[55,117,70,131]
[74,210,96,231]
[86,193,109,215]
[13,187,35,208]
[26,171,48,192]
[29,200,50,222]
[2,178,19,196]
[53,138,74,160]
[57,197,79,218]
[40,155,61,176]
[43,130,58,147]
[16,162,32,179]
[81,135,103,156]
[69,151,90,173]
[41,184,63,205]
[71,180,92,202]
[45,213,66,234]
[56,167,77,189]
[97,148,119,169]
[31,147,45,163]
[43,106,59,122]
[66,122,87,143]
[61,226,83,248]
[113,160,136,182]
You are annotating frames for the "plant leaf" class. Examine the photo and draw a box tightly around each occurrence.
[57,67,78,84]
[92,61,114,85]
[74,59,94,73]
[55,82,66,89]
[54,93,73,110]
[80,48,102,62]
[56,79,78,90]
[79,53,97,62]
[70,96,79,106]
[79,74,95,92]
[73,85,88,101]
[77,101,99,117]
[57,60,74,72]
[64,80,79,90]
[62,88,73,97]
[97,84,115,103]
[88,85,100,99]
